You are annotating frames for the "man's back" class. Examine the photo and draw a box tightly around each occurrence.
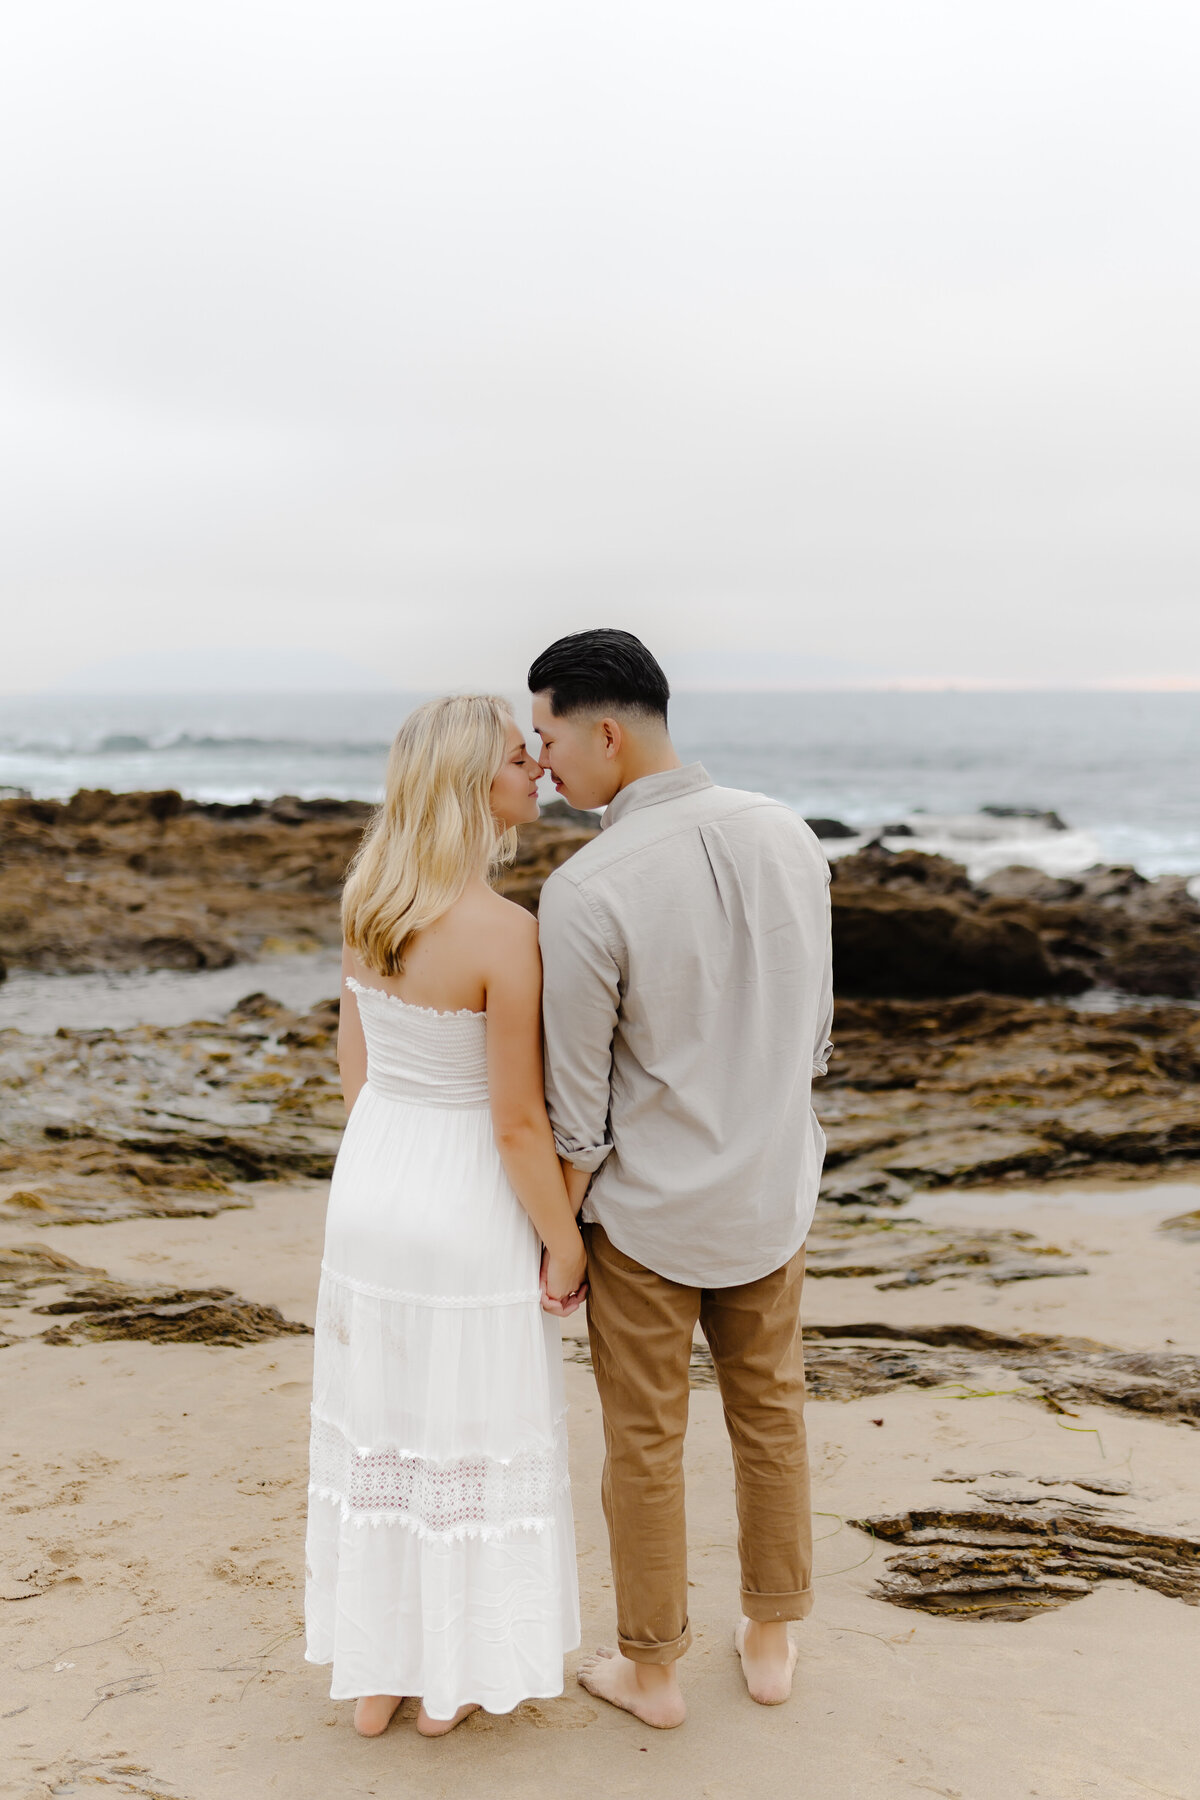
[538,763,833,1287]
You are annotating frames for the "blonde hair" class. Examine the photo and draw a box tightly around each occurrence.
[342,694,518,975]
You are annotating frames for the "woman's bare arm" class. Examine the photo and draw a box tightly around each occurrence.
[484,909,586,1302]
[336,944,368,1114]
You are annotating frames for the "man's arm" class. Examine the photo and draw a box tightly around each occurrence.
[562,1160,593,1213]
[537,870,622,1179]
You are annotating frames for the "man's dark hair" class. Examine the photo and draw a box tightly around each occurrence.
[527,628,670,722]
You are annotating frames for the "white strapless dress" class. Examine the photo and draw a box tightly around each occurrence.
[304,977,579,1717]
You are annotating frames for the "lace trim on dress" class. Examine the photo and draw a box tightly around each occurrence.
[320,1261,539,1308]
[308,1413,569,1540]
[345,975,485,1020]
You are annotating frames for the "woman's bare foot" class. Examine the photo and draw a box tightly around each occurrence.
[734,1618,799,1705]
[415,1701,480,1737]
[353,1694,403,1736]
[577,1647,687,1729]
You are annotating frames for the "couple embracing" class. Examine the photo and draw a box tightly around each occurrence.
[303,629,833,1737]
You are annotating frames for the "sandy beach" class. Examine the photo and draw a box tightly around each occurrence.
[2,1170,1198,1800]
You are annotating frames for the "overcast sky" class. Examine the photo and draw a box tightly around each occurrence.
[2,0,1198,693]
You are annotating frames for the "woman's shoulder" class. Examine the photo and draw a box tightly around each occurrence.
[445,882,537,943]
[439,886,539,996]
[478,884,539,943]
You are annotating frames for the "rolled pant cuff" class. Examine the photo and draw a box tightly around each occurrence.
[741,1587,814,1624]
[616,1624,693,1665]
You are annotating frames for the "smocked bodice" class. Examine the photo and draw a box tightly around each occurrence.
[346,976,490,1108]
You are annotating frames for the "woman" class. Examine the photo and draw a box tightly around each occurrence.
[304,695,585,1737]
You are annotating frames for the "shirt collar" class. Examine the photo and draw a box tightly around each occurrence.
[601,762,713,830]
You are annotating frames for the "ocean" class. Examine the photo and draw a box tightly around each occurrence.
[2,688,1198,882]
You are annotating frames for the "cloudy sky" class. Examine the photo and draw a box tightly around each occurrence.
[2,0,1198,692]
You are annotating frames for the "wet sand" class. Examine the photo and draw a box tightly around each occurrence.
[2,1179,1198,1800]
[0,952,343,1035]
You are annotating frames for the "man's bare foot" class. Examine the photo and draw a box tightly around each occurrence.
[353,1694,403,1736]
[577,1647,687,1729]
[734,1618,799,1705]
[416,1701,480,1737]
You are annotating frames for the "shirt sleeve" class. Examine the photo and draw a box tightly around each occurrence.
[537,870,621,1172]
[812,865,834,1078]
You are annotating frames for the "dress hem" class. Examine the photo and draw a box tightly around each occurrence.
[305,1649,583,1715]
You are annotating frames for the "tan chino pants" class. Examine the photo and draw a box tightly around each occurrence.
[584,1223,813,1665]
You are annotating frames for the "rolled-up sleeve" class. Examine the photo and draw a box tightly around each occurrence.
[537,870,621,1172]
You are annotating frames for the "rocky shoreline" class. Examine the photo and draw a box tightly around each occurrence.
[3,788,1199,1229]
[3,788,1199,997]
[0,789,593,977]
[829,842,1200,999]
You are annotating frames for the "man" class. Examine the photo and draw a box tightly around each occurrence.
[530,628,833,1730]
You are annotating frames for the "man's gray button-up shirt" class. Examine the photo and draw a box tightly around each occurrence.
[537,763,834,1288]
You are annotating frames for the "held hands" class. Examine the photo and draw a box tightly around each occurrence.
[540,1236,588,1317]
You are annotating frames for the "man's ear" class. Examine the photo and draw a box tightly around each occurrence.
[600,717,622,760]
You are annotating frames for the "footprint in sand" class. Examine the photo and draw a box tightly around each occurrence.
[516,1697,599,1729]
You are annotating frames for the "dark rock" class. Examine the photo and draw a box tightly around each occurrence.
[833,845,973,894]
[1043,1097,1200,1163]
[62,789,185,825]
[832,889,1073,996]
[227,991,288,1020]
[0,1243,108,1303]
[1160,1208,1200,1242]
[1105,933,1200,999]
[138,935,235,972]
[2,797,60,824]
[820,994,1200,1189]
[540,799,602,829]
[828,845,1200,999]
[849,1502,1200,1619]
[805,1213,1084,1287]
[819,1169,913,1207]
[873,1128,1063,1184]
[981,805,1068,831]
[800,1321,1200,1422]
[1076,864,1149,902]
[805,818,858,839]
[881,822,916,837]
[36,1284,312,1346]
[0,1246,309,1346]
[279,997,340,1048]
[266,795,374,825]
[121,1129,337,1183]
[267,795,318,826]
[190,798,267,819]
[978,866,1084,903]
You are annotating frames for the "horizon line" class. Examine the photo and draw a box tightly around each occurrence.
[5,680,1200,699]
